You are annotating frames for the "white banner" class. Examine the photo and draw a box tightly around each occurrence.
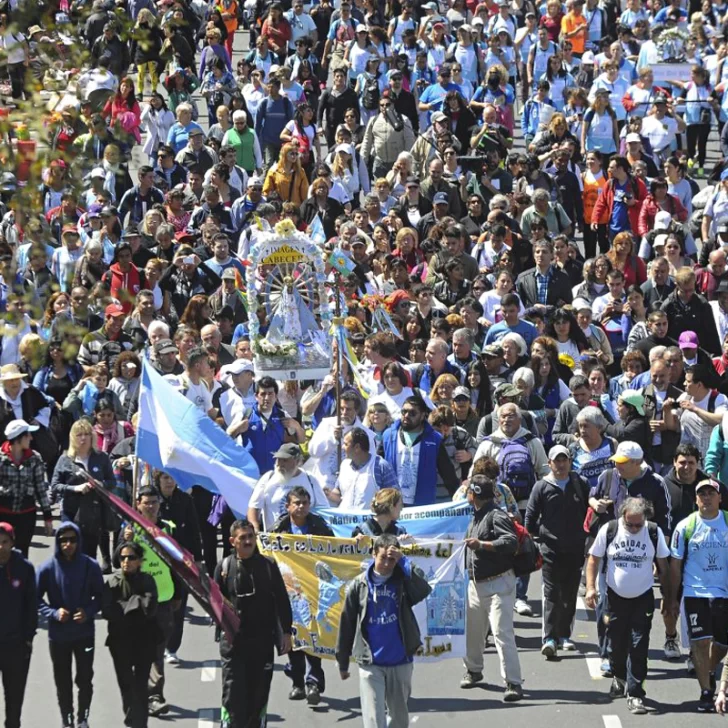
[651,63,692,86]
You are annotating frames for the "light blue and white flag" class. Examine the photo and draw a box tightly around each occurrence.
[136,362,260,516]
[308,213,326,245]
[315,500,472,540]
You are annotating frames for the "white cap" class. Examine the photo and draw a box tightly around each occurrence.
[4,419,39,440]
[572,297,592,312]
[268,64,281,76]
[625,133,641,144]
[654,210,672,230]
[90,167,106,179]
[335,143,353,155]
[232,110,247,122]
[610,441,644,463]
[581,50,595,64]
[227,358,255,375]
[248,175,264,187]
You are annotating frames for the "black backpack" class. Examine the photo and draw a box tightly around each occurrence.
[362,75,381,111]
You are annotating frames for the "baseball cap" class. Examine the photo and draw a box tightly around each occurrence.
[227,358,254,375]
[678,331,699,349]
[62,223,79,236]
[4,419,39,440]
[431,111,447,123]
[453,386,470,400]
[273,443,302,459]
[221,268,237,280]
[572,297,592,312]
[248,176,264,188]
[188,127,204,137]
[717,280,728,296]
[335,143,353,155]
[619,390,645,416]
[433,192,449,205]
[696,478,720,493]
[0,521,15,540]
[581,50,595,64]
[653,94,668,105]
[625,133,641,144]
[350,237,366,247]
[494,382,521,399]
[548,445,571,460]
[153,338,178,356]
[105,303,125,318]
[405,176,420,186]
[610,441,644,464]
[654,210,672,230]
[482,343,504,358]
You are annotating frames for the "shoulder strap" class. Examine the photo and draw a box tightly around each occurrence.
[647,521,659,559]
[683,511,699,550]
[602,519,619,573]
[709,391,718,413]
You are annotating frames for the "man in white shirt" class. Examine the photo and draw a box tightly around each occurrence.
[678,365,727,454]
[585,496,673,715]
[217,358,257,441]
[329,427,398,509]
[639,96,685,158]
[247,444,329,531]
[710,279,728,347]
[285,0,317,51]
[304,391,376,490]
[164,346,215,417]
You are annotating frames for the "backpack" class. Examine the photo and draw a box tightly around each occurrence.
[362,75,380,111]
[512,518,543,576]
[602,518,659,573]
[489,434,537,501]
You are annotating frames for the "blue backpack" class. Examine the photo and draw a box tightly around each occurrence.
[490,434,537,501]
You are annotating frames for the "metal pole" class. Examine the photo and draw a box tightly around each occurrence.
[334,271,342,474]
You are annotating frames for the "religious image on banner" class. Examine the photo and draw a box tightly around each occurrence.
[259,534,467,661]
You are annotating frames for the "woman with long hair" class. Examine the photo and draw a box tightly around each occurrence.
[368,361,420,418]
[297,60,321,114]
[663,155,693,217]
[637,177,688,242]
[539,0,563,43]
[430,373,460,407]
[39,292,71,341]
[466,359,493,418]
[534,112,579,159]
[129,9,164,96]
[443,90,477,152]
[344,26,374,88]
[663,234,693,276]
[179,294,214,332]
[33,338,83,408]
[545,308,589,367]
[581,89,618,161]
[262,142,309,205]
[331,143,358,201]
[281,103,320,181]
[351,487,407,538]
[164,188,190,232]
[392,227,425,273]
[140,93,175,163]
[606,231,646,288]
[529,352,570,446]
[425,20,449,73]
[582,151,609,258]
[539,52,575,113]
[102,78,142,146]
[573,254,612,303]
[210,162,241,207]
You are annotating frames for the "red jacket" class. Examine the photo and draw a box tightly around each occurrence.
[636,193,688,238]
[591,175,648,236]
[103,263,142,314]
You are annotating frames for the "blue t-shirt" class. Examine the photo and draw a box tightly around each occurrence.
[484,319,537,349]
[610,180,631,235]
[671,512,728,598]
[575,439,615,489]
[419,82,460,120]
[365,562,411,666]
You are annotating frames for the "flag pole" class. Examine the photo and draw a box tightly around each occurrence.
[335,269,343,475]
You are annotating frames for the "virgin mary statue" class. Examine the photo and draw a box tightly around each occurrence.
[267,276,318,345]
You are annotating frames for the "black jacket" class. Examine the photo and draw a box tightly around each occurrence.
[606,415,652,464]
[0,549,36,645]
[390,89,419,133]
[102,570,159,651]
[525,472,589,554]
[159,487,203,562]
[516,266,573,308]
[317,87,359,143]
[465,502,518,580]
[270,512,334,536]
[661,290,721,356]
[300,197,345,242]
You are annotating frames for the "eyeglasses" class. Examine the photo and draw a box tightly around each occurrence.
[119,554,140,561]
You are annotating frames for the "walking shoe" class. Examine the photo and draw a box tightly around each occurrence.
[77,721,89,728]
[663,635,680,660]
[686,653,696,676]
[698,167,705,179]
[460,671,483,688]
[164,650,180,665]
[148,699,169,716]
[687,158,695,171]
[698,689,716,713]
[600,660,613,677]
[289,687,306,700]
[62,714,73,728]
[305,684,321,706]
[541,639,558,659]
[627,696,647,715]
[559,638,576,651]
[514,599,533,616]
[503,683,523,702]
[609,677,626,699]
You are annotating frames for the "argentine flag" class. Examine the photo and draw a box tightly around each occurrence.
[136,362,259,516]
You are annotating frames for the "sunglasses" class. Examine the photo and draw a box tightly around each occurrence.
[119,554,140,561]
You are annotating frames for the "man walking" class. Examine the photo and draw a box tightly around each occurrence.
[37,523,104,728]
[337,533,431,727]
[460,475,523,702]
[586,497,673,715]
[525,445,589,660]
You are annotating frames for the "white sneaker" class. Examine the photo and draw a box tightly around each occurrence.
[164,650,180,665]
[664,636,681,661]
[514,599,533,616]
[559,638,576,651]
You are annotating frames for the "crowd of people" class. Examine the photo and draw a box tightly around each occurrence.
[5,0,728,725]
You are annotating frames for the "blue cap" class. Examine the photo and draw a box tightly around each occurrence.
[721,168,728,182]
[433,192,449,205]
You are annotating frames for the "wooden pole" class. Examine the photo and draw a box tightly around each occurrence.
[335,270,343,474]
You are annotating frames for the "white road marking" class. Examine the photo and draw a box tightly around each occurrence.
[411,716,419,723]
[602,715,622,728]
[201,660,218,682]
[198,708,215,728]
[585,652,605,680]
[576,596,594,622]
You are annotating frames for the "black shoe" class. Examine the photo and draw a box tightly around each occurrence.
[698,689,716,713]
[289,687,306,700]
[609,677,626,699]
[459,671,483,688]
[148,699,169,716]
[62,713,74,728]
[627,696,647,715]
[306,684,321,706]
[503,683,523,702]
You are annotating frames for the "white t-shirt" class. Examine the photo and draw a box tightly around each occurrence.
[164,375,213,414]
[640,114,678,154]
[678,390,727,453]
[248,469,329,531]
[590,519,669,598]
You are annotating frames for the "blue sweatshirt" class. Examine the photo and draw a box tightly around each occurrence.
[364,557,412,667]
[255,95,294,146]
[36,522,104,642]
[0,549,36,645]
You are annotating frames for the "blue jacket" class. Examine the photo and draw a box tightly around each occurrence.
[36,522,104,642]
[0,548,37,645]
[242,402,287,475]
[33,363,84,395]
[382,421,442,506]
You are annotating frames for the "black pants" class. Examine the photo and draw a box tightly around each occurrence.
[0,640,31,728]
[49,636,95,724]
[541,549,584,643]
[606,587,654,698]
[221,641,274,728]
[686,123,710,167]
[109,642,154,728]
[149,602,175,702]
[167,590,188,655]
[2,511,35,557]
[583,223,609,259]
[192,486,218,576]
[8,62,25,100]
[286,650,325,691]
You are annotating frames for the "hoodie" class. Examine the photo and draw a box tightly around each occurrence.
[36,522,104,642]
[0,548,36,645]
[104,262,141,314]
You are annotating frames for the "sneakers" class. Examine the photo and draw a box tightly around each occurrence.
[686,654,696,676]
[148,699,169,717]
[609,677,626,699]
[698,689,716,713]
[62,714,73,728]
[305,684,321,706]
[627,696,647,715]
[503,683,523,702]
[77,721,89,728]
[289,687,306,700]
[164,650,180,665]
[600,659,613,678]
[697,167,705,179]
[541,639,558,659]
[687,158,695,171]
[663,635,680,660]
[559,638,576,651]
[514,599,533,616]
[460,671,483,688]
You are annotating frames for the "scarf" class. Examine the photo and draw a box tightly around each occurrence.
[94,421,123,453]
